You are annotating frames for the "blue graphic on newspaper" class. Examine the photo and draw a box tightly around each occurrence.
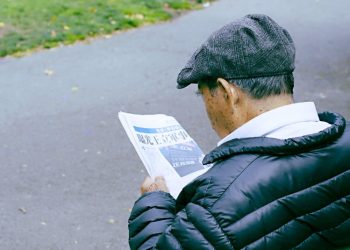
[133,125,205,177]
[159,141,204,177]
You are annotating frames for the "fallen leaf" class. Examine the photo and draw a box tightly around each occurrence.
[71,86,79,92]
[44,69,54,76]
[134,14,144,20]
[0,22,5,28]
[18,208,27,214]
[203,2,211,8]
[125,14,144,20]
[89,7,97,13]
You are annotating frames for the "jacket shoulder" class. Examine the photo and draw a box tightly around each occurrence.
[177,153,259,210]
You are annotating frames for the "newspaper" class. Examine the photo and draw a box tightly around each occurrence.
[118,112,211,198]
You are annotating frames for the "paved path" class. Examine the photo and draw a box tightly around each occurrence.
[0,0,349,249]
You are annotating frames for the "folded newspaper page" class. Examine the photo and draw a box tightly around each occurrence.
[118,112,210,198]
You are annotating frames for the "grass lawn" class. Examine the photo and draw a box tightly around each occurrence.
[0,0,206,57]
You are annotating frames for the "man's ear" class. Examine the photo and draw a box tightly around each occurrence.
[216,78,239,105]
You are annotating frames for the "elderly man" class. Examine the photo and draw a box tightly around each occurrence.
[128,14,350,249]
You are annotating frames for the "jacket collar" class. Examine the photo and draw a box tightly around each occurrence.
[203,112,347,165]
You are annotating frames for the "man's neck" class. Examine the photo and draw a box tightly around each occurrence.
[217,94,294,139]
[246,94,294,120]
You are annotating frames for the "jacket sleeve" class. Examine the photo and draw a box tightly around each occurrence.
[128,191,176,249]
[128,191,233,250]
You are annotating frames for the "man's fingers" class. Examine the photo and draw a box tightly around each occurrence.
[140,176,153,194]
[154,176,169,192]
[140,176,169,194]
[154,176,165,182]
[142,176,153,186]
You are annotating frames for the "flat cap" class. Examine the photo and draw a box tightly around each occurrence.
[177,14,295,89]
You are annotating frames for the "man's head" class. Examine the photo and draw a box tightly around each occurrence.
[177,14,296,138]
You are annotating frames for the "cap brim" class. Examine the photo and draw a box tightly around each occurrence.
[176,82,192,89]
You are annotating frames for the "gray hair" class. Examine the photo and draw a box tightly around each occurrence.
[204,73,294,99]
[228,73,294,99]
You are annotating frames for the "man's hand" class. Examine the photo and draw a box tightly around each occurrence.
[140,176,169,195]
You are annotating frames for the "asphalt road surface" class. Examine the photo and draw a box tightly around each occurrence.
[0,0,349,249]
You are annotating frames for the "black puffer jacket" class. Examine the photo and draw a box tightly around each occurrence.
[128,112,350,249]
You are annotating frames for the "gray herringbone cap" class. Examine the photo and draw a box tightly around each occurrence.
[177,14,295,89]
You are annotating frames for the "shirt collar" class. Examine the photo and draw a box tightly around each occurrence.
[217,102,320,146]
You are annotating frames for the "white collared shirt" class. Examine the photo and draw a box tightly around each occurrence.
[218,102,331,146]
